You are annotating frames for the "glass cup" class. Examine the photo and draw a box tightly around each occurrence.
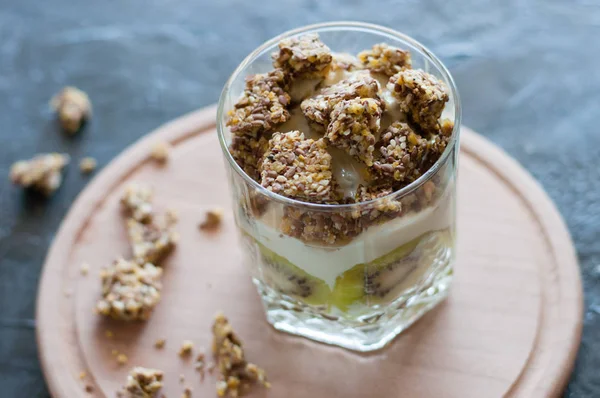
[217,22,461,351]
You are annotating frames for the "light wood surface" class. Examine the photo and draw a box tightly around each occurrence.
[36,105,583,398]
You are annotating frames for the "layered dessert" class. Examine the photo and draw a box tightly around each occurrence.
[224,33,456,322]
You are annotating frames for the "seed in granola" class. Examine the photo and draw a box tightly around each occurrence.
[154,338,166,349]
[260,131,337,202]
[387,69,449,132]
[326,97,382,166]
[226,69,291,137]
[117,353,129,366]
[372,121,427,183]
[199,208,224,231]
[50,86,92,134]
[95,258,163,321]
[272,33,333,79]
[179,340,194,357]
[79,157,97,174]
[80,263,90,276]
[212,313,269,397]
[301,72,380,126]
[330,53,363,72]
[127,216,178,266]
[358,43,412,76]
[229,135,269,181]
[9,153,70,196]
[121,183,154,223]
[122,367,164,398]
[151,141,171,163]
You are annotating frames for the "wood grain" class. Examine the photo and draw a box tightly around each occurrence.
[36,105,583,398]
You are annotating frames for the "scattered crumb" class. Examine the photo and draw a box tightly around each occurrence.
[10,153,70,196]
[50,86,92,134]
[96,258,163,321]
[165,208,179,224]
[121,367,164,398]
[79,157,97,174]
[105,330,114,339]
[85,384,94,393]
[194,352,206,378]
[154,338,166,349]
[212,313,269,397]
[199,208,223,230]
[179,340,194,357]
[182,387,192,398]
[179,374,185,384]
[80,263,90,276]
[112,349,119,356]
[79,371,87,380]
[117,353,128,366]
[151,141,171,164]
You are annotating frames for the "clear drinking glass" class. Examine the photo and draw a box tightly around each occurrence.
[217,22,461,351]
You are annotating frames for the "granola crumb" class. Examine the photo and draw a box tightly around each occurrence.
[95,258,163,321]
[151,141,171,163]
[199,208,223,231]
[182,387,192,398]
[121,183,154,223]
[326,97,382,166]
[358,43,412,76]
[80,263,90,276]
[112,349,119,356]
[105,329,114,339]
[226,69,291,138]
[79,157,97,174]
[388,69,449,132]
[272,33,333,79]
[301,72,380,126]
[212,313,269,397]
[260,131,337,203]
[122,367,164,398]
[117,353,128,366]
[84,384,94,393]
[179,340,194,357]
[372,121,427,183]
[127,217,178,265]
[10,153,70,196]
[154,338,166,349]
[50,86,92,134]
[79,371,87,380]
[179,374,185,383]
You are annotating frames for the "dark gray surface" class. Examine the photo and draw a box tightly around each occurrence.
[0,0,598,396]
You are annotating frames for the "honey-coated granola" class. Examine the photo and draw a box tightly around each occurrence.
[272,33,333,79]
[121,367,164,398]
[9,153,69,196]
[358,43,412,76]
[226,69,291,138]
[96,258,162,321]
[388,69,449,132]
[212,313,269,397]
[260,131,336,202]
[326,97,382,166]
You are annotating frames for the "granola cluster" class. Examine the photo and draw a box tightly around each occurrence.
[358,43,412,76]
[300,72,379,126]
[260,131,336,202]
[372,121,427,182]
[126,217,178,265]
[326,97,382,166]
[121,183,154,223]
[9,153,69,196]
[212,313,269,397]
[226,69,291,138]
[272,33,333,79]
[229,135,269,181]
[96,258,163,321]
[121,367,164,398]
[388,69,449,131]
[50,86,92,134]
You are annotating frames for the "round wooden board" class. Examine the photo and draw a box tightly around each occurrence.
[36,105,583,398]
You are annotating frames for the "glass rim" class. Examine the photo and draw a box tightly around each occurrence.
[217,21,461,211]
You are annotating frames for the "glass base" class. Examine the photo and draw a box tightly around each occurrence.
[255,263,453,352]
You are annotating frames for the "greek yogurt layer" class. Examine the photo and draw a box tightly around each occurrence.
[241,190,453,288]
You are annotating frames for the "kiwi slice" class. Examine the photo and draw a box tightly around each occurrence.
[330,231,451,310]
[257,242,331,306]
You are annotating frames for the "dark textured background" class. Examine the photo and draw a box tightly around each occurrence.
[0,0,598,396]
